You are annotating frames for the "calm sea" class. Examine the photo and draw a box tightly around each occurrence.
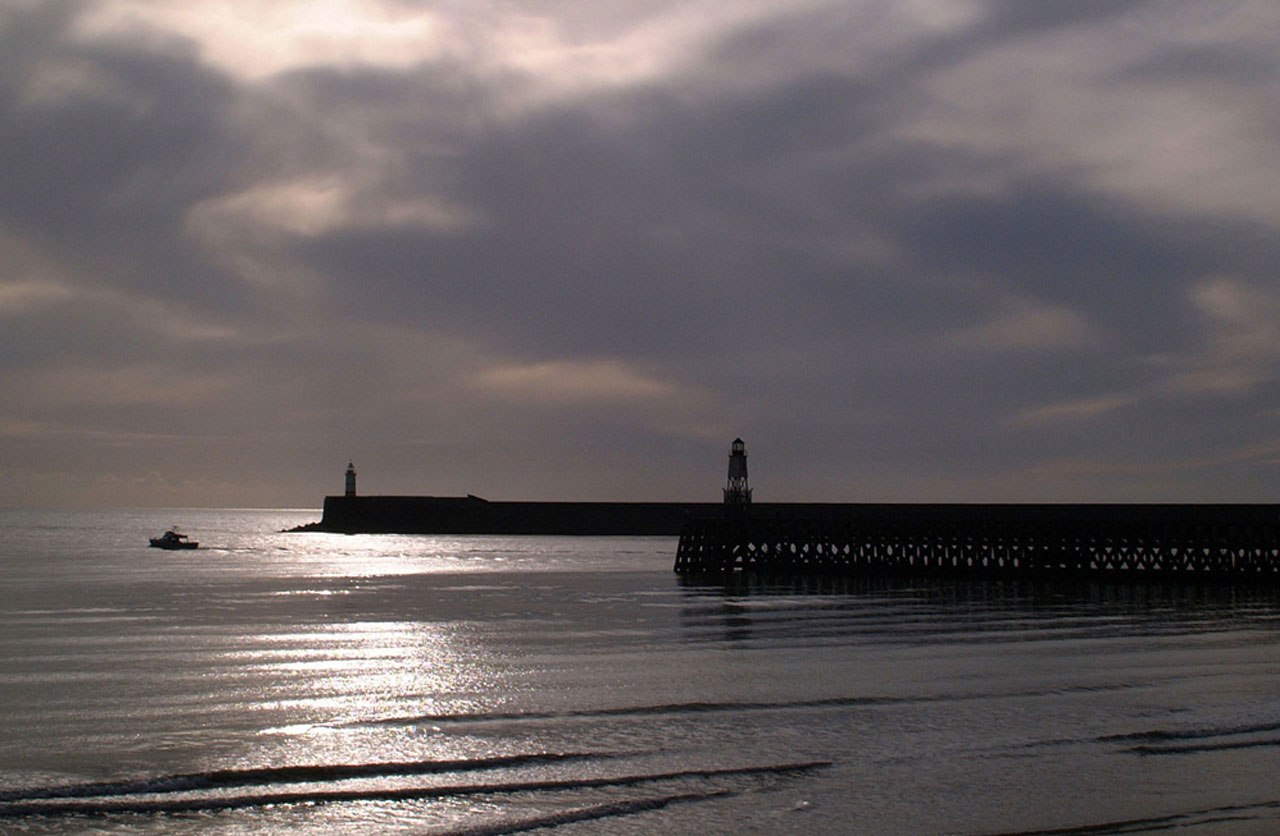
[2,508,1280,835]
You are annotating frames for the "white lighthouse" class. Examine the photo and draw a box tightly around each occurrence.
[344,462,357,497]
[723,438,751,506]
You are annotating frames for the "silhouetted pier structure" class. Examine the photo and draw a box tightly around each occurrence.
[674,503,1280,581]
[674,441,1280,582]
[302,451,1280,582]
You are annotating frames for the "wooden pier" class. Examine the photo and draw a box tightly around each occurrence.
[674,504,1280,582]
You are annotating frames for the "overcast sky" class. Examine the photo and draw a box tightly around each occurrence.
[2,0,1278,508]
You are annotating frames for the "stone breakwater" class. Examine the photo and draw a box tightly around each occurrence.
[295,495,721,535]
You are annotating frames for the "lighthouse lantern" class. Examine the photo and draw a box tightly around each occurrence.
[723,439,751,506]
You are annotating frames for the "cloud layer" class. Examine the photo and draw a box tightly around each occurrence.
[2,0,1278,506]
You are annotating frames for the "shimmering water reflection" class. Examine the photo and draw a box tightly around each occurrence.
[249,618,503,732]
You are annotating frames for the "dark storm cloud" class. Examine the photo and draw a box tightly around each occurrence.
[1,0,1277,505]
[287,63,904,357]
[287,52,1271,372]
[0,4,260,320]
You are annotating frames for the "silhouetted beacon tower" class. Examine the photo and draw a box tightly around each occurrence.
[345,462,357,497]
[723,438,752,506]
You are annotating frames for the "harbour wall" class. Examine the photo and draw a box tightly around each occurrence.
[315,495,720,535]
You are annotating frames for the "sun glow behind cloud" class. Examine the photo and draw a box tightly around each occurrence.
[472,360,676,404]
[71,0,744,99]
[74,0,446,78]
[949,303,1095,352]
[186,177,478,240]
[0,280,73,314]
[902,6,1280,226]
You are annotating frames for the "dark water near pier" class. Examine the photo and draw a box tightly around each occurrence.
[2,509,1280,835]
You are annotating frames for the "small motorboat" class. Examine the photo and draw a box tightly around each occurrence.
[149,530,198,550]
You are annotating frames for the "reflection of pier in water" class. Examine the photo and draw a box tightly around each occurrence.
[675,575,1280,647]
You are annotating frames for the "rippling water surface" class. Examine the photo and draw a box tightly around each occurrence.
[2,508,1280,834]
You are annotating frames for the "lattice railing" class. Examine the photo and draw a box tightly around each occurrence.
[674,515,1280,581]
